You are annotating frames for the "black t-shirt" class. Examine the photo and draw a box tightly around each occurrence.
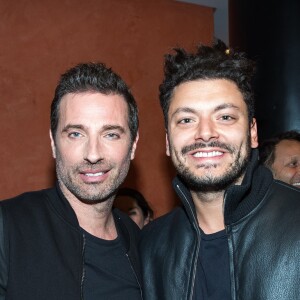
[193,229,231,300]
[82,229,141,300]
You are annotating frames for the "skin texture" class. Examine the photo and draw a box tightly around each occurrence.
[114,196,150,229]
[49,92,138,238]
[166,79,258,233]
[271,139,300,188]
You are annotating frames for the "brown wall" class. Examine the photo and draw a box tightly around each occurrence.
[0,0,213,217]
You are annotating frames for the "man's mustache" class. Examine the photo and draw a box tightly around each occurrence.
[181,141,235,155]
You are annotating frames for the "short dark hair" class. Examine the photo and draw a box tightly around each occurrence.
[50,62,138,142]
[117,187,153,219]
[259,130,300,168]
[159,40,256,128]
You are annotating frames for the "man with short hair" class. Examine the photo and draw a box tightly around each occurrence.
[0,63,143,299]
[260,130,300,188]
[140,41,300,300]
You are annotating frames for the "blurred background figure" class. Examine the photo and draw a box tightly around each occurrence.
[260,130,300,188]
[114,188,154,229]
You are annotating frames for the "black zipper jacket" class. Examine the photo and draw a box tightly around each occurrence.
[0,185,143,299]
[140,150,300,300]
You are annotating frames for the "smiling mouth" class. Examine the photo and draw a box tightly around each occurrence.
[192,151,223,158]
[84,172,105,177]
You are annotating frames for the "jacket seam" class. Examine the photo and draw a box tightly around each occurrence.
[176,184,201,300]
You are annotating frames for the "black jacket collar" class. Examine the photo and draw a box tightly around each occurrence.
[46,183,140,253]
[172,149,274,225]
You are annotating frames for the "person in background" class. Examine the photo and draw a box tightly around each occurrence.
[114,187,153,229]
[140,40,300,300]
[0,63,143,299]
[259,130,300,188]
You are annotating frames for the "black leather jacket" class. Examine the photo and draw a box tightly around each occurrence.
[140,151,300,300]
[0,185,143,299]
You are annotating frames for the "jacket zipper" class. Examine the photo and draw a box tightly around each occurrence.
[80,233,86,300]
[126,253,144,299]
[226,224,235,300]
[176,184,201,300]
[224,193,235,300]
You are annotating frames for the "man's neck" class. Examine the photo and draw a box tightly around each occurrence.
[73,200,117,240]
[191,190,225,234]
[60,185,118,240]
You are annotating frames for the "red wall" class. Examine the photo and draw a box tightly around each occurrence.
[0,0,213,217]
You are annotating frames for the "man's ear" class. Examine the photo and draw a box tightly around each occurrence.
[49,130,56,159]
[166,133,170,156]
[250,118,258,149]
[130,132,139,160]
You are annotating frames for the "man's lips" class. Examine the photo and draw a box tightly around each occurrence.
[188,146,227,158]
[79,167,109,175]
[181,141,234,156]
[83,171,105,177]
[79,169,109,182]
[191,150,224,158]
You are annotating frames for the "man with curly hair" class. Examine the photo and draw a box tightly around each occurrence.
[140,41,300,300]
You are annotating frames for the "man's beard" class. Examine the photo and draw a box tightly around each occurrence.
[55,152,132,204]
[173,138,251,193]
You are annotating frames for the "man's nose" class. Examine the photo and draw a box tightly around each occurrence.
[84,137,103,164]
[194,118,219,142]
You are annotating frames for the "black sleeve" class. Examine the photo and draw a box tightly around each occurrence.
[0,206,7,298]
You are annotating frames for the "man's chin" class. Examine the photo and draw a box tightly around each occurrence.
[65,183,113,204]
[178,166,246,193]
[184,178,233,193]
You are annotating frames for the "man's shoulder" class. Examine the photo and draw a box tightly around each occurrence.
[271,180,300,199]
[261,180,300,225]
[0,188,55,209]
[144,206,184,228]
[140,206,188,243]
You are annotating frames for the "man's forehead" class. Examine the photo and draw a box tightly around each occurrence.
[57,92,129,127]
[60,92,127,112]
[275,139,300,157]
[169,80,246,112]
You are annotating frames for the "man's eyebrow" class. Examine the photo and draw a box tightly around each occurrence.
[214,103,240,112]
[170,104,240,118]
[61,124,126,133]
[62,124,84,132]
[170,107,197,118]
[102,124,126,133]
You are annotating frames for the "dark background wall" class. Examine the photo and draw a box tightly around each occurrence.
[0,0,213,217]
[229,0,300,142]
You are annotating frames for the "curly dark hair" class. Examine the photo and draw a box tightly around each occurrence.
[259,130,300,168]
[159,40,256,128]
[50,62,138,143]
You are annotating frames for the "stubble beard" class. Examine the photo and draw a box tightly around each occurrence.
[171,137,252,193]
[55,152,132,204]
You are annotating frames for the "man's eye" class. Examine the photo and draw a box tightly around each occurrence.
[69,132,82,138]
[178,118,192,124]
[287,160,299,168]
[105,133,120,139]
[221,115,234,121]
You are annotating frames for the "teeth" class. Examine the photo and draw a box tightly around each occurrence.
[85,172,104,177]
[293,183,300,186]
[193,151,223,158]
